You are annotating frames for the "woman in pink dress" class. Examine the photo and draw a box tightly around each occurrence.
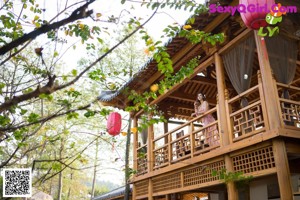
[191,93,219,146]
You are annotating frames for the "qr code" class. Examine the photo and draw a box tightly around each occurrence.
[3,168,32,197]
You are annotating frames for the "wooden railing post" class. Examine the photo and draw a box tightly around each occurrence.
[147,114,154,172]
[257,70,270,130]
[254,31,293,199]
[215,53,230,146]
[224,89,234,144]
[168,133,171,165]
[189,122,195,157]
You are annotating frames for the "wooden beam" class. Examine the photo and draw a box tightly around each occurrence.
[286,141,300,154]
[169,92,217,105]
[189,76,217,87]
[159,101,194,111]
[218,28,252,55]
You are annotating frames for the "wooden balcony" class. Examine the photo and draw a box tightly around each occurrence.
[135,77,300,177]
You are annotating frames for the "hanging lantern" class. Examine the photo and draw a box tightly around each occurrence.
[107,112,122,136]
[239,0,275,30]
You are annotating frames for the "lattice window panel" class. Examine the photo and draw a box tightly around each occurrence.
[154,146,169,168]
[281,102,300,127]
[137,154,148,176]
[153,173,181,193]
[232,146,275,173]
[232,104,264,138]
[135,180,149,196]
[183,160,225,187]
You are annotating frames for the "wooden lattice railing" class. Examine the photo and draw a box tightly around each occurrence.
[227,84,267,142]
[152,107,220,170]
[276,83,300,129]
[136,79,300,176]
[137,144,148,175]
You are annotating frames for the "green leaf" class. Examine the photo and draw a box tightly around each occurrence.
[0,115,11,126]
[20,109,27,115]
[67,112,79,120]
[0,82,6,94]
[13,130,23,140]
[70,142,76,149]
[53,51,59,57]
[27,113,39,123]
[84,110,96,118]
[52,162,62,171]
[57,99,71,108]
[22,88,33,94]
[39,93,53,101]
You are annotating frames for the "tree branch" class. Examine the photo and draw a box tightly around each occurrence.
[0,7,158,114]
[56,7,159,91]
[0,103,92,132]
[0,0,95,55]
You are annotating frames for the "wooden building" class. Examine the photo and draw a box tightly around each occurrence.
[97,0,300,199]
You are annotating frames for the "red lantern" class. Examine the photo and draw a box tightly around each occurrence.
[239,0,275,30]
[107,112,122,136]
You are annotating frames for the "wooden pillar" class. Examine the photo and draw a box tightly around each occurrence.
[215,53,238,199]
[273,139,293,200]
[132,116,138,200]
[254,31,293,199]
[133,116,138,174]
[224,155,238,200]
[148,178,154,200]
[147,114,154,172]
[253,31,281,129]
[214,53,229,146]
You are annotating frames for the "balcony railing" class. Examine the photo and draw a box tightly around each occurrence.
[135,78,300,176]
[276,82,300,129]
[137,144,148,175]
[152,107,220,170]
[226,84,267,142]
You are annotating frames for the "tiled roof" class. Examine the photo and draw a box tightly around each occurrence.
[92,185,132,200]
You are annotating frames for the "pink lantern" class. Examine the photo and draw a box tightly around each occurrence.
[239,0,275,30]
[107,112,122,136]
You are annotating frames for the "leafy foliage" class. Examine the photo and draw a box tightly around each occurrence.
[212,169,253,188]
